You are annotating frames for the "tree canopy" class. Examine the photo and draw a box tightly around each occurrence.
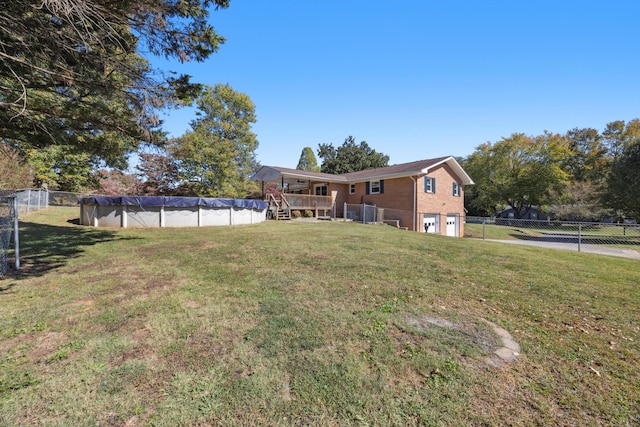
[463,133,567,218]
[604,139,640,220]
[1,0,229,171]
[0,145,32,190]
[296,147,320,172]
[317,136,389,174]
[166,84,259,198]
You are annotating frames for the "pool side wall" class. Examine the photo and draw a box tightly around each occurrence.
[80,203,267,228]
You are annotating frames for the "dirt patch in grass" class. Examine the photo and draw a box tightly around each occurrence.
[27,332,68,363]
[403,314,507,363]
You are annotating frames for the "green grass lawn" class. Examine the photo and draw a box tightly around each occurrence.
[1,208,639,426]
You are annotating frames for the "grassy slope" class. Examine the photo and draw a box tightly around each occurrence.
[1,208,638,426]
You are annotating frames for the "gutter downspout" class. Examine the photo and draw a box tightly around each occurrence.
[410,176,417,232]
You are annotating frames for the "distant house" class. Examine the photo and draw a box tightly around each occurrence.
[496,206,548,221]
[251,156,474,237]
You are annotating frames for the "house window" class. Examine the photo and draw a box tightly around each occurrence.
[370,180,381,194]
[365,180,384,194]
[424,177,436,193]
[452,182,461,197]
[314,184,328,196]
[349,184,355,194]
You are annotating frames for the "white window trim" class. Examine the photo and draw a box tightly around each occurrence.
[349,184,355,194]
[425,177,435,193]
[370,180,381,194]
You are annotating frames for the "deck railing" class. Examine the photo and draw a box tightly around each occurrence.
[282,194,333,209]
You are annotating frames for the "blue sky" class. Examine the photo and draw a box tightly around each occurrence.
[151,1,640,169]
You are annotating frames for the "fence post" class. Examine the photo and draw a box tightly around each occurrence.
[578,222,582,252]
[482,218,486,240]
[13,197,20,270]
[343,202,347,221]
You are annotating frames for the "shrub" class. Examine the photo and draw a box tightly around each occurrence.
[304,210,314,218]
[291,210,302,218]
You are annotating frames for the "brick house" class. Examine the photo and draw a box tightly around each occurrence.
[251,156,474,236]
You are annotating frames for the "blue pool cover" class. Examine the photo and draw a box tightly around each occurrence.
[79,196,268,210]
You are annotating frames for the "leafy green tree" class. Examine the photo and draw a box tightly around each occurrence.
[604,139,640,220]
[170,84,259,197]
[27,145,99,192]
[317,136,389,174]
[296,147,320,171]
[1,0,229,169]
[463,133,567,218]
[562,128,610,183]
[602,119,640,159]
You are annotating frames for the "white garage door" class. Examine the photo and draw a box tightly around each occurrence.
[446,215,457,237]
[423,215,438,233]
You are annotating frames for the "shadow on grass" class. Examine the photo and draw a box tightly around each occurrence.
[4,220,139,281]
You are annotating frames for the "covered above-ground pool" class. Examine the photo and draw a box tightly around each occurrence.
[79,196,268,228]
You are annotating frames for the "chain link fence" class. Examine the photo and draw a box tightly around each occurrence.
[0,195,17,276]
[465,217,640,259]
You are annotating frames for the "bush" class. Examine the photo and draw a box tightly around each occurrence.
[304,210,314,218]
[291,210,302,218]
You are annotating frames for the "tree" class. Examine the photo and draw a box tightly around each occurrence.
[463,133,567,218]
[604,139,640,220]
[296,147,320,171]
[93,169,141,195]
[136,152,181,196]
[317,136,389,174]
[170,84,259,197]
[27,145,99,192]
[0,144,33,190]
[562,128,610,183]
[602,119,640,159]
[548,181,609,221]
[1,0,229,169]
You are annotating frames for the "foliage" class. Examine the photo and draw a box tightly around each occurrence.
[604,139,640,220]
[93,169,141,196]
[463,133,567,217]
[136,152,181,196]
[296,147,320,171]
[317,136,389,174]
[1,0,229,170]
[170,84,259,197]
[562,128,610,183]
[0,144,33,190]
[602,119,640,159]
[548,181,610,221]
[26,145,99,192]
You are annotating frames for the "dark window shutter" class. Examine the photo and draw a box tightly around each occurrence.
[424,177,429,192]
[452,182,456,196]
[432,178,436,194]
[380,180,384,194]
[365,181,370,195]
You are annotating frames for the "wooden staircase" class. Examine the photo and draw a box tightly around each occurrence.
[267,193,291,220]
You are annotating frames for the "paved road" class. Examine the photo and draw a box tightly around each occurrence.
[482,238,640,260]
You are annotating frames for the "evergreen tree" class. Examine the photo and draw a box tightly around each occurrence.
[317,136,389,174]
[296,147,320,171]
